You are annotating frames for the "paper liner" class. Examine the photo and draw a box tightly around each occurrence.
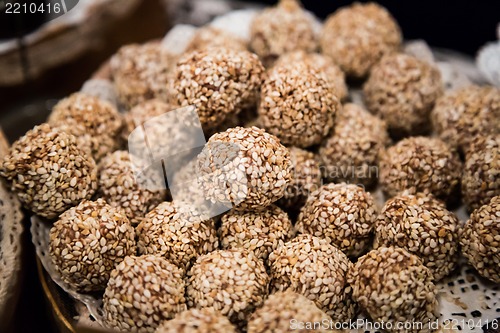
[32,210,499,332]
[476,40,500,87]
[30,216,104,325]
[80,79,119,109]
[403,40,436,64]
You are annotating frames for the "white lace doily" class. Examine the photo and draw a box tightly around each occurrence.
[30,216,104,326]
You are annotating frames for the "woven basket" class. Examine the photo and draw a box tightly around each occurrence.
[0,128,24,332]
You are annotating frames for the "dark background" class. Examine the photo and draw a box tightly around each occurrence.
[258,0,500,56]
[1,0,499,55]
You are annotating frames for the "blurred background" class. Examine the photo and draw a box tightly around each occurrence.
[0,0,498,332]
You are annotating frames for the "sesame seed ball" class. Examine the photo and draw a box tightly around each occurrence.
[374,193,460,281]
[460,196,500,283]
[258,62,339,148]
[296,183,377,258]
[379,136,462,200]
[321,2,402,78]
[103,255,187,333]
[49,199,136,292]
[186,249,269,327]
[318,103,389,187]
[347,247,438,333]
[431,85,500,152]
[250,0,318,66]
[122,99,174,140]
[48,92,123,161]
[186,26,247,52]
[268,234,356,321]
[98,150,166,225]
[110,43,171,108]
[168,48,264,131]
[219,205,294,260]
[197,126,292,211]
[137,201,218,271]
[462,135,500,212]
[275,51,348,101]
[0,124,97,219]
[247,290,334,333]
[156,308,237,333]
[276,147,322,210]
[363,53,443,137]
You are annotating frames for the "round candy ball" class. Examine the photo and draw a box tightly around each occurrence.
[462,135,500,212]
[318,103,389,187]
[258,62,339,148]
[374,193,460,281]
[48,92,123,161]
[379,136,462,201]
[156,308,237,333]
[296,183,377,257]
[321,2,401,78]
[276,147,322,210]
[103,255,187,333]
[187,249,269,327]
[98,150,166,225]
[275,50,348,101]
[110,43,171,108]
[137,201,218,271]
[49,199,136,292]
[363,53,443,137]
[169,48,264,131]
[247,290,334,333]
[461,195,500,283]
[347,247,438,333]
[187,26,247,52]
[219,205,294,260]
[197,126,292,211]
[250,0,318,66]
[0,124,97,219]
[431,85,500,152]
[268,234,356,321]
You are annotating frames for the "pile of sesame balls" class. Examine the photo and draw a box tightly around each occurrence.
[0,0,499,332]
